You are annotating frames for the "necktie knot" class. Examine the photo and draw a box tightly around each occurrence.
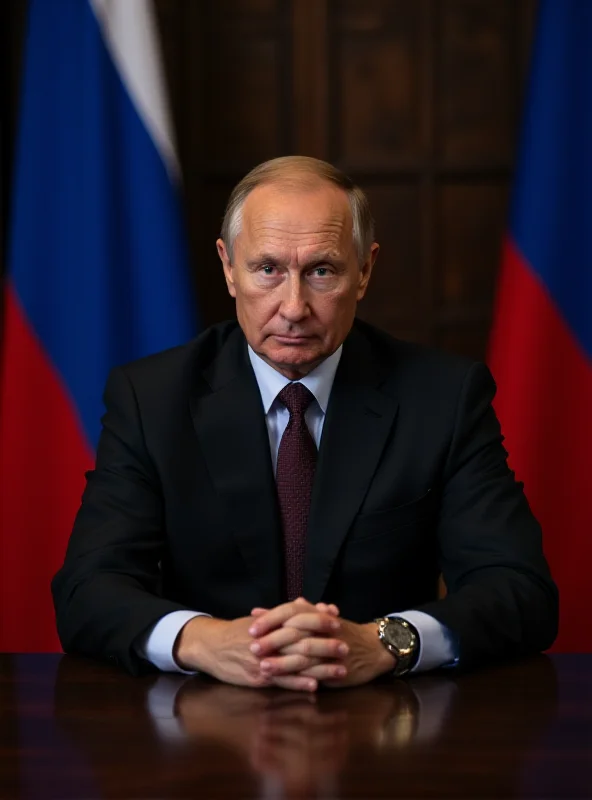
[277,383,315,417]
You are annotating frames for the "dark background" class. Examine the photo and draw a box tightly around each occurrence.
[0,0,537,360]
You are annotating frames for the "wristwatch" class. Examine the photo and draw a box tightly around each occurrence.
[374,617,420,677]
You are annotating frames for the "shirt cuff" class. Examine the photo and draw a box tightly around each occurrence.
[137,610,211,674]
[388,609,458,673]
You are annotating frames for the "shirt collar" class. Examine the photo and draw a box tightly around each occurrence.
[248,344,343,414]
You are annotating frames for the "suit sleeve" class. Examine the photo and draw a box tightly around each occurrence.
[52,366,189,675]
[415,362,559,670]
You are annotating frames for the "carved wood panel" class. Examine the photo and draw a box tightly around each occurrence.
[330,0,427,171]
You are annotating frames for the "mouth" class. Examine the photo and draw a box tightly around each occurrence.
[273,335,314,345]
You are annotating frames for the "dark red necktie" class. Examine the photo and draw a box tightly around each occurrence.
[276,383,317,601]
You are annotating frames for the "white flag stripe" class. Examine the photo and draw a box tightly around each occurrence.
[88,0,180,182]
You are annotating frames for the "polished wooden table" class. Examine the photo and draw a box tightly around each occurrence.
[0,654,591,799]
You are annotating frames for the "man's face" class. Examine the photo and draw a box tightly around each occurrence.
[217,182,379,379]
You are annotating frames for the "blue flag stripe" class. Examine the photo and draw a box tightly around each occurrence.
[509,0,592,360]
[9,0,196,449]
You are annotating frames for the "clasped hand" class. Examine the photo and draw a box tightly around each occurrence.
[176,598,395,692]
[249,598,348,691]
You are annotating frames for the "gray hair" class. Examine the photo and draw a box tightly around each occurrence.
[220,156,375,265]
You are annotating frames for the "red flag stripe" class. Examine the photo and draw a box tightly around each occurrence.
[489,238,592,652]
[0,286,94,651]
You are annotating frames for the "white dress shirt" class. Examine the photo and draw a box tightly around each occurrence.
[138,345,456,673]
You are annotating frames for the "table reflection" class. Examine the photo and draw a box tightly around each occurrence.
[159,675,452,797]
[53,656,558,799]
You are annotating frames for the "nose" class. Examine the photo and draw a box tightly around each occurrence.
[279,274,311,323]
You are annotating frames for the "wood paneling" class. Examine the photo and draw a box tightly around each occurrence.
[332,0,426,170]
[435,182,508,315]
[293,0,329,157]
[2,0,538,359]
[1,0,28,281]
[357,184,422,331]
[436,0,518,168]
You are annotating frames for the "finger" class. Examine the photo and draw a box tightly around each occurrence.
[248,598,313,637]
[259,654,321,676]
[299,662,348,681]
[250,608,269,617]
[270,675,318,692]
[250,626,305,656]
[281,612,341,635]
[315,602,340,617]
[280,637,349,659]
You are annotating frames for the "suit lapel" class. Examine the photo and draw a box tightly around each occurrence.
[303,326,399,601]
[190,329,284,608]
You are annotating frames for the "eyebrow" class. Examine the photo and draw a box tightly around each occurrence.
[246,253,286,268]
[303,252,341,264]
[246,251,342,268]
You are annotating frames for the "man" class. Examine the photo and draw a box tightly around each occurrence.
[52,156,558,691]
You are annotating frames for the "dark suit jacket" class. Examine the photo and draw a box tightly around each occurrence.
[52,320,558,675]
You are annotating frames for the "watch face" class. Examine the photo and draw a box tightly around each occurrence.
[385,620,414,655]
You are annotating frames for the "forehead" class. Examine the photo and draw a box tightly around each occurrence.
[239,182,354,252]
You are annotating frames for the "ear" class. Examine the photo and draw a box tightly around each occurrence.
[217,238,236,298]
[356,242,380,301]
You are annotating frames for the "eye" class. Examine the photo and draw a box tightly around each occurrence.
[310,265,332,278]
[260,264,276,275]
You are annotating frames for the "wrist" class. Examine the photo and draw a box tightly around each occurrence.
[174,616,221,672]
[363,622,398,676]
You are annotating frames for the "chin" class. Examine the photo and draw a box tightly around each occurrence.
[264,345,325,373]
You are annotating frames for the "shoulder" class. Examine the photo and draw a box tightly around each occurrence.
[100,320,244,423]
[350,319,494,403]
[352,318,481,378]
[113,321,241,388]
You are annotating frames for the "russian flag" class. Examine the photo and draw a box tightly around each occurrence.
[0,0,196,652]
[489,0,592,652]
